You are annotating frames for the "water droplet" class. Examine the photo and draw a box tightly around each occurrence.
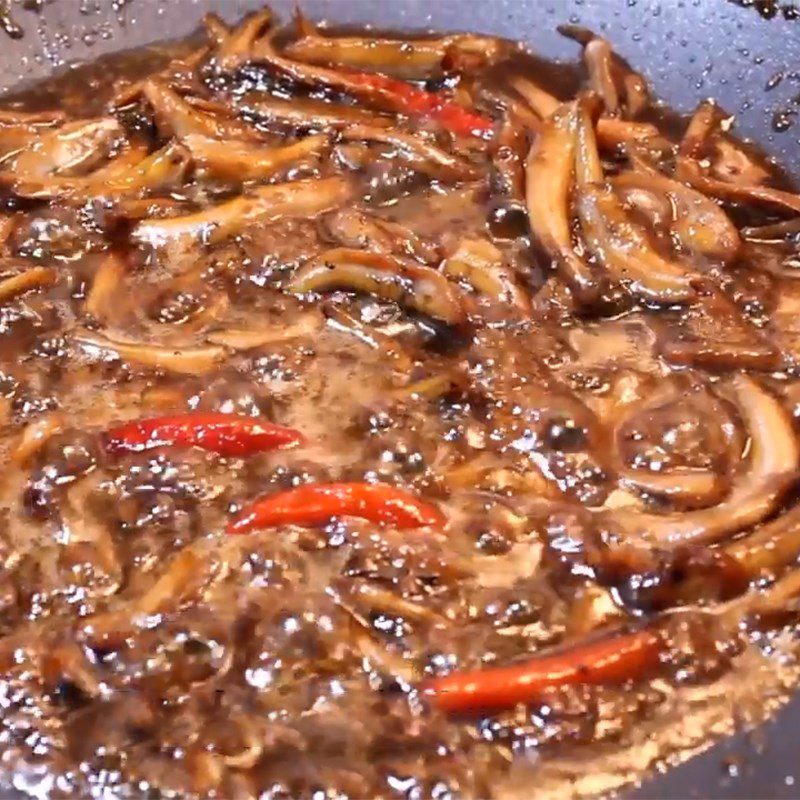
[772,108,797,133]
[766,72,784,91]
[722,757,741,779]
[568,13,580,23]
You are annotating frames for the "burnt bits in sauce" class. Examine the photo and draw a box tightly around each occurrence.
[0,6,800,799]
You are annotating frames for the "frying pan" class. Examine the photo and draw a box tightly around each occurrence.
[0,1,799,797]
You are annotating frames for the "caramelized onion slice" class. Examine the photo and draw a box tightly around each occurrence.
[89,143,189,201]
[239,94,393,130]
[559,25,651,116]
[739,567,800,620]
[11,412,65,466]
[341,124,480,181]
[610,382,739,508]
[10,141,189,202]
[10,117,124,182]
[0,266,56,303]
[10,140,145,198]
[86,251,127,322]
[97,142,191,198]
[202,11,229,46]
[619,468,725,509]
[248,31,475,121]
[677,158,800,216]
[82,542,217,647]
[287,247,466,325]
[606,375,800,546]
[597,118,671,152]
[576,186,696,303]
[658,285,780,372]
[525,101,597,300]
[286,30,506,79]
[206,9,274,72]
[206,313,322,349]
[285,34,445,77]
[727,503,800,577]
[583,37,621,113]
[742,219,800,240]
[677,100,800,216]
[186,133,328,182]
[103,198,188,224]
[660,338,781,372]
[508,76,559,119]
[442,237,529,310]
[322,208,439,264]
[490,114,528,203]
[487,88,543,136]
[142,80,259,142]
[574,101,696,303]
[132,176,352,246]
[248,33,401,105]
[509,76,662,149]
[72,329,227,375]
[0,108,65,125]
[230,25,398,100]
[0,215,14,249]
[612,169,741,264]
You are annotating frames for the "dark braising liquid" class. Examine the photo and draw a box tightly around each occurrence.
[0,7,799,798]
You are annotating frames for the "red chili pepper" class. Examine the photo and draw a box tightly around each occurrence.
[226,481,446,534]
[422,628,663,714]
[430,101,495,138]
[345,71,494,138]
[104,413,305,457]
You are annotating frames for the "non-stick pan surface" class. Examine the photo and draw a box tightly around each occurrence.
[0,1,799,797]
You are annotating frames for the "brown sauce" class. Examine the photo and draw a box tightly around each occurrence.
[0,6,799,798]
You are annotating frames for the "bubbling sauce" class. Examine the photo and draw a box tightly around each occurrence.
[0,7,799,798]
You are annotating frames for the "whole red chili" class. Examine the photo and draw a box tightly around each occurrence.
[104,413,305,457]
[422,628,663,714]
[345,71,494,138]
[226,481,446,534]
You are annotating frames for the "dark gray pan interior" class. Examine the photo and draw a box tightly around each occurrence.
[0,1,798,796]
